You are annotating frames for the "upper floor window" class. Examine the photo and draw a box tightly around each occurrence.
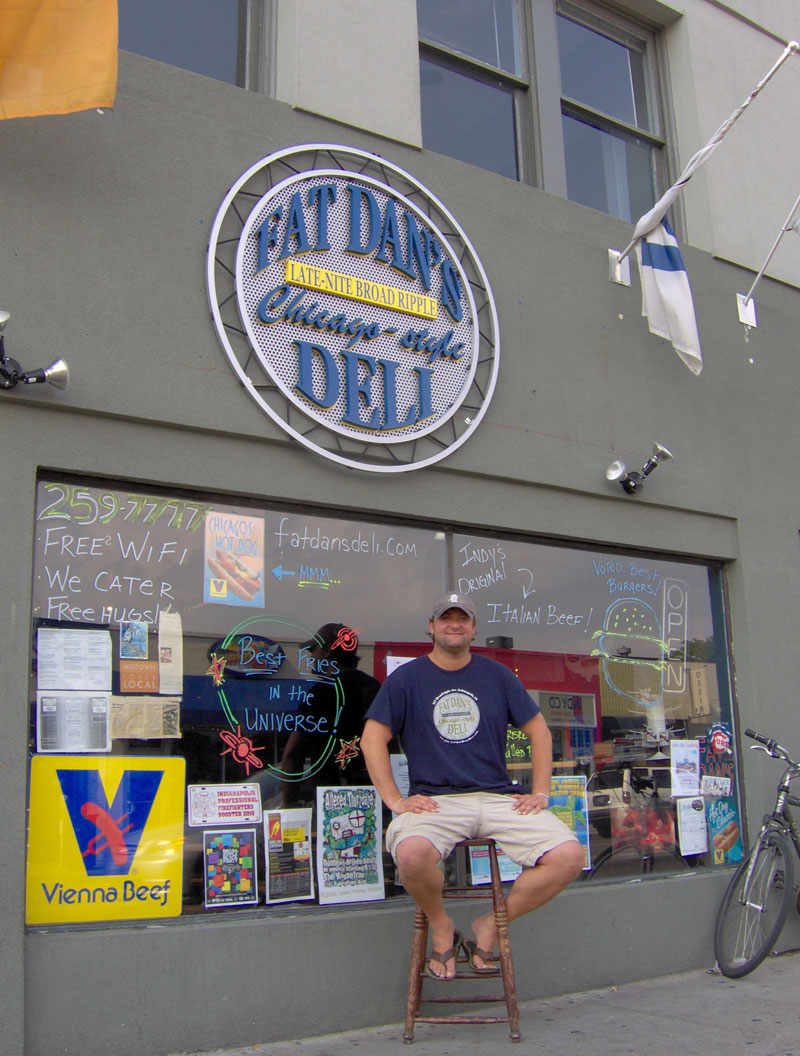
[557,3,663,221]
[418,0,528,180]
[418,0,666,221]
[119,0,268,91]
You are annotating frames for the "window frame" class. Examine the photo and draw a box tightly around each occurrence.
[555,0,667,217]
[418,0,537,185]
[418,0,672,218]
[117,0,273,94]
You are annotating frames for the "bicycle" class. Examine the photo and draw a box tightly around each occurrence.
[714,728,800,977]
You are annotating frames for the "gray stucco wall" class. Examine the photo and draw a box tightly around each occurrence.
[3,53,800,1054]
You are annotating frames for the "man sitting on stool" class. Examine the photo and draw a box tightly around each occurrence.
[362,592,584,979]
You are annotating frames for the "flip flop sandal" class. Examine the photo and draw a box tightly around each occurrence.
[462,938,501,974]
[425,930,462,981]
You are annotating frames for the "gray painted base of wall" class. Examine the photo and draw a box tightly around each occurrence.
[25,871,736,1056]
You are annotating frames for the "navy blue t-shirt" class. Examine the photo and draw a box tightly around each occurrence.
[366,654,540,795]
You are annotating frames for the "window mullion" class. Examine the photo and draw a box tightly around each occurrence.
[561,97,666,148]
[419,39,529,89]
[530,0,568,196]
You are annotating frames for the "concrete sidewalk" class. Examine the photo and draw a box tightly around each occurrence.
[178,949,800,1056]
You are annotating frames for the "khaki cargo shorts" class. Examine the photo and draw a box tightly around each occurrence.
[385,791,578,868]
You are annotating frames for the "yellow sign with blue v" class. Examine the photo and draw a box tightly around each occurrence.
[26,755,185,924]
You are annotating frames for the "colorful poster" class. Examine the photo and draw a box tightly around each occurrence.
[26,755,185,924]
[706,796,744,864]
[264,809,314,904]
[119,620,149,659]
[468,844,522,885]
[550,774,591,869]
[204,829,258,907]
[204,510,265,606]
[188,784,262,826]
[469,774,590,883]
[316,786,384,905]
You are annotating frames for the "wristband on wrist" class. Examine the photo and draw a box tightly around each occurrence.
[393,796,405,811]
[532,792,550,802]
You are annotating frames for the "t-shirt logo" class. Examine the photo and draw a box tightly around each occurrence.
[432,689,480,743]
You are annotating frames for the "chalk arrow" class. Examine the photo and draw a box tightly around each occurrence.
[272,565,296,582]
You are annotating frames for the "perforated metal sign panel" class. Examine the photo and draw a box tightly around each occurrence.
[208,145,500,473]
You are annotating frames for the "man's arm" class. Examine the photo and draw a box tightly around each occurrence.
[512,711,554,814]
[361,718,439,814]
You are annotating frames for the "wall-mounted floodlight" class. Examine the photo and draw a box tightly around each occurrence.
[606,443,673,495]
[0,311,70,391]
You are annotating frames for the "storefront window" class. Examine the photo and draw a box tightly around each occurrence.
[26,477,739,926]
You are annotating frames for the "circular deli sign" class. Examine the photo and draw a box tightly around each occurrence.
[207,144,500,473]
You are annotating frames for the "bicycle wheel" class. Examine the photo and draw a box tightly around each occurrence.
[714,830,794,977]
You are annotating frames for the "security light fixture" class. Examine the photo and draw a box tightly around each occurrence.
[606,443,673,495]
[0,311,70,391]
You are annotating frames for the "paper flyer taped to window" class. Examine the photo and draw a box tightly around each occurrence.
[671,740,701,796]
[316,786,384,905]
[700,774,732,797]
[109,696,181,740]
[188,784,262,827]
[389,754,410,804]
[37,628,112,691]
[157,611,183,695]
[677,797,709,856]
[36,692,111,752]
[264,808,314,904]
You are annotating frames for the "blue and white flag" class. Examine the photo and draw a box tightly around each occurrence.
[618,40,799,374]
[635,219,702,375]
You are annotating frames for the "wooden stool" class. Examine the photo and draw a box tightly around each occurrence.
[403,838,521,1043]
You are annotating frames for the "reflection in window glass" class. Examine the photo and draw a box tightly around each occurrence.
[420,56,518,178]
[119,0,242,86]
[417,0,520,74]
[557,14,650,131]
[562,112,655,222]
[27,479,736,921]
[451,531,735,882]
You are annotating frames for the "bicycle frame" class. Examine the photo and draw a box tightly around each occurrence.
[714,728,800,977]
[739,756,800,905]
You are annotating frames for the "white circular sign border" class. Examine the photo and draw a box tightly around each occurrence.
[207,144,501,474]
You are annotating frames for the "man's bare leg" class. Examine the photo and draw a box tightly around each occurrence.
[469,841,585,969]
[394,835,458,979]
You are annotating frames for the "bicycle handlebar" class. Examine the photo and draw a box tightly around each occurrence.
[744,728,799,768]
[745,728,778,751]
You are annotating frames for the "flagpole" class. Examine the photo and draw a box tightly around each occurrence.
[742,191,800,305]
[615,39,799,265]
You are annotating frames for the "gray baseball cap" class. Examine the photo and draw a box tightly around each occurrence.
[431,592,476,621]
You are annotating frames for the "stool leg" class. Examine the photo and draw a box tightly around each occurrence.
[403,906,428,1043]
[489,848,521,1041]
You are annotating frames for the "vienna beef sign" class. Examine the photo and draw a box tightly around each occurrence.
[208,144,499,472]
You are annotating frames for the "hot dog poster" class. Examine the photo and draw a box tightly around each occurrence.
[706,796,743,864]
[204,511,265,606]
